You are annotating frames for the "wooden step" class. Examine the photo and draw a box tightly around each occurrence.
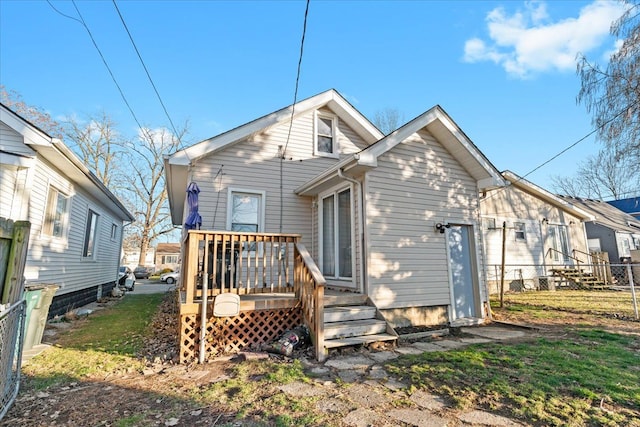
[324,333,398,349]
[324,292,367,307]
[324,305,376,323]
[324,319,387,340]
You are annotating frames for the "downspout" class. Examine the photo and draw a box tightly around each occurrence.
[337,168,366,294]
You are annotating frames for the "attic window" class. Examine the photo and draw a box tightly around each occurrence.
[315,113,338,158]
[514,222,526,241]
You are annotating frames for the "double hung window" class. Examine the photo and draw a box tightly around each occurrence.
[315,113,338,158]
[44,187,69,238]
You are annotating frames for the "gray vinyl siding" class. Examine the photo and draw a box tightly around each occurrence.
[191,108,369,268]
[23,158,122,296]
[0,164,17,218]
[365,129,481,310]
[0,122,32,156]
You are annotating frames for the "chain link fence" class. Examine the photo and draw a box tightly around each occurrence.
[0,301,25,421]
[486,263,639,320]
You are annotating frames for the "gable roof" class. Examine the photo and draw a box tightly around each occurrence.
[558,195,640,234]
[156,243,181,254]
[500,171,593,220]
[0,103,134,222]
[165,89,384,224]
[296,105,505,196]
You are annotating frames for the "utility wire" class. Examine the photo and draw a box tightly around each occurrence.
[282,0,310,157]
[111,0,189,156]
[280,0,310,233]
[483,98,640,203]
[69,0,148,138]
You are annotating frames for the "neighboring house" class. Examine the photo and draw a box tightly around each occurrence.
[608,197,640,221]
[0,103,134,317]
[154,243,180,271]
[121,248,155,270]
[480,171,593,292]
[560,196,640,262]
[165,89,504,332]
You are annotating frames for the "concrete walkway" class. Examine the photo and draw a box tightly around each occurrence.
[274,325,531,427]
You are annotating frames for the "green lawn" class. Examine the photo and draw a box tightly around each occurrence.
[386,329,640,426]
[22,294,164,390]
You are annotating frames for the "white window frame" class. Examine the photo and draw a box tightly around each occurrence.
[514,222,526,241]
[43,186,70,239]
[226,188,266,232]
[318,184,355,281]
[110,223,118,241]
[226,188,266,255]
[162,255,179,264]
[82,209,99,259]
[314,111,339,159]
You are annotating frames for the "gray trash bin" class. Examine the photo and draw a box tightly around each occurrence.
[23,284,58,350]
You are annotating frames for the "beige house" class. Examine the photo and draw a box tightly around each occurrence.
[165,89,504,360]
[480,171,593,292]
[155,243,181,271]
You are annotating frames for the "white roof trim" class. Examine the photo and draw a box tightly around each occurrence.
[167,89,384,166]
[1,104,134,221]
[297,105,505,195]
[502,170,594,221]
[366,105,503,188]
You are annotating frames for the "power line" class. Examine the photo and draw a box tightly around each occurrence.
[282,0,310,157]
[68,0,147,137]
[111,0,189,156]
[280,0,311,233]
[483,98,640,203]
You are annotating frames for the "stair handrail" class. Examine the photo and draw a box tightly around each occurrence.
[571,248,608,265]
[572,248,611,285]
[546,248,584,284]
[294,243,326,362]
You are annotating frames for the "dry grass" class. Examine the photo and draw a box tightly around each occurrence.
[498,290,638,319]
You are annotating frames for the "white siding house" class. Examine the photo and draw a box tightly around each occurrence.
[0,103,134,317]
[480,171,593,293]
[165,90,504,329]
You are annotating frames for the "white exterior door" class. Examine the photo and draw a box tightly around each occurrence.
[548,224,571,265]
[448,225,479,320]
[319,187,355,288]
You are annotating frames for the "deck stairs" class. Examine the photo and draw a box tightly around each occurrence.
[550,267,608,289]
[322,292,398,351]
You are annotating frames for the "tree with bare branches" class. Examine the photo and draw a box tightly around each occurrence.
[121,127,184,266]
[1,85,63,138]
[373,108,405,135]
[551,144,640,199]
[577,1,640,160]
[63,112,126,189]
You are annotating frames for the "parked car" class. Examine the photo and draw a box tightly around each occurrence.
[133,265,153,279]
[118,266,135,291]
[160,270,179,284]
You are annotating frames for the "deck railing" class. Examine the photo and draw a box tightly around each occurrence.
[180,231,327,360]
[181,231,302,304]
[294,243,326,361]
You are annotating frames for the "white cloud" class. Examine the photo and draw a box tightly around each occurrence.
[463,0,627,78]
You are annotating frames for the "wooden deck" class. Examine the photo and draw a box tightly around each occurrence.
[178,230,326,363]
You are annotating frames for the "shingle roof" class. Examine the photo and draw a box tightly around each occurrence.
[558,196,640,233]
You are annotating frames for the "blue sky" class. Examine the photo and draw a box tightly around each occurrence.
[0,0,628,191]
